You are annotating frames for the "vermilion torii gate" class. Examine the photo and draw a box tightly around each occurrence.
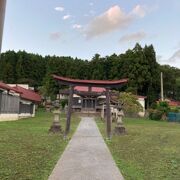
[53,75,128,138]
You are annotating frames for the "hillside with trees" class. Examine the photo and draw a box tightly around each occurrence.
[0,43,180,106]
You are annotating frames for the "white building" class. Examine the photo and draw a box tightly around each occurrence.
[0,82,41,121]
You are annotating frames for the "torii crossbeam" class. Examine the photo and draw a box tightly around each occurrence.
[53,75,128,138]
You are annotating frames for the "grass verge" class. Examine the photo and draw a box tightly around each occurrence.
[0,109,80,180]
[97,118,180,180]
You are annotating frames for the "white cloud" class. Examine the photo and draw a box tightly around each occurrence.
[84,5,147,39]
[85,5,133,38]
[63,15,71,20]
[119,31,146,43]
[54,6,64,12]
[89,2,94,6]
[131,5,146,18]
[50,32,61,41]
[72,24,82,29]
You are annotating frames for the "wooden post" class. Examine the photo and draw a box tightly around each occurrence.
[0,0,6,55]
[161,72,164,101]
[101,103,104,119]
[65,85,74,136]
[106,88,111,139]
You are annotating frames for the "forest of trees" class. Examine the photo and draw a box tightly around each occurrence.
[0,43,180,106]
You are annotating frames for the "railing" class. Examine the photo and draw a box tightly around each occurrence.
[167,112,180,122]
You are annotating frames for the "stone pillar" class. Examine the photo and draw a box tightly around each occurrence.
[114,109,126,135]
[0,0,6,54]
[49,109,62,133]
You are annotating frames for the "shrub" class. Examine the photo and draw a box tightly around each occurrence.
[118,92,143,115]
[149,101,170,121]
[149,109,164,121]
[170,107,180,113]
[60,99,68,109]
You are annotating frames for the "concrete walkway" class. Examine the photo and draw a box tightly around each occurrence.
[49,117,124,180]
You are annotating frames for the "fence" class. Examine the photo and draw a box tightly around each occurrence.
[167,112,180,123]
[0,92,20,114]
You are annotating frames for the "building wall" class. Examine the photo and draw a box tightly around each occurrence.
[137,98,146,117]
[0,90,20,121]
[0,91,20,114]
[0,114,19,121]
[0,93,36,121]
[18,99,35,118]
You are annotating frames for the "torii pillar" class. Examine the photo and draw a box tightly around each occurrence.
[65,85,74,136]
[106,88,111,138]
[0,0,7,55]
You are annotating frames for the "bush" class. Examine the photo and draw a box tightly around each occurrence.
[150,102,157,109]
[149,101,170,121]
[170,107,180,113]
[157,101,170,113]
[118,92,143,114]
[149,109,164,121]
[60,99,68,109]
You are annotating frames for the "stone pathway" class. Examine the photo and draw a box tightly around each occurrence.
[49,117,124,180]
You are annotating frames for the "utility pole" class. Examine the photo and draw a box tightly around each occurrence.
[161,72,164,101]
[0,0,7,55]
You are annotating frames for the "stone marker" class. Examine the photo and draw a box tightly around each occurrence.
[49,100,62,133]
[114,104,126,135]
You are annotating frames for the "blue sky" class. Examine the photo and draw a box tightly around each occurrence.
[2,0,180,68]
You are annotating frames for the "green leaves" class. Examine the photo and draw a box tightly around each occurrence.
[119,92,143,114]
[0,44,179,103]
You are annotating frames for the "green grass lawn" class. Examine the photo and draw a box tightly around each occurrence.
[97,118,180,180]
[0,109,80,180]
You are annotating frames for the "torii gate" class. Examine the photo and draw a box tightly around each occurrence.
[53,75,128,138]
[0,2,129,138]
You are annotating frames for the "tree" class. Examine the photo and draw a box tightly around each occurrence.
[0,46,179,102]
[118,92,143,114]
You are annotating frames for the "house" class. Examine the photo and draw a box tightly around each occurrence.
[59,86,106,112]
[136,96,146,117]
[165,99,180,107]
[157,99,180,108]
[59,86,146,116]
[0,82,41,121]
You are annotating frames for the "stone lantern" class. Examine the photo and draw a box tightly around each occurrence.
[114,103,126,135]
[49,100,62,133]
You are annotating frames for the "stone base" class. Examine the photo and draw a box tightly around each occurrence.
[49,124,62,133]
[114,126,126,135]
